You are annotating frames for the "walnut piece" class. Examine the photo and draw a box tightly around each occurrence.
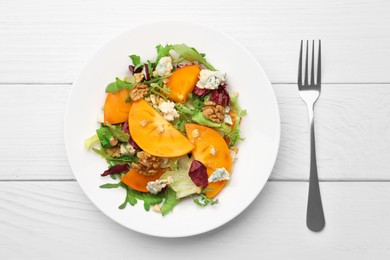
[132,151,160,176]
[133,73,144,83]
[202,101,225,123]
[130,84,149,101]
[105,147,120,158]
[109,136,118,147]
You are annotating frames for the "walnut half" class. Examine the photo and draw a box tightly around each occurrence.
[131,151,160,176]
[202,101,225,123]
[130,84,149,101]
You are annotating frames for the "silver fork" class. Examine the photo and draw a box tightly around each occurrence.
[298,40,325,232]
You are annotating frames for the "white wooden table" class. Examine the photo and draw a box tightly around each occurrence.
[1,0,390,259]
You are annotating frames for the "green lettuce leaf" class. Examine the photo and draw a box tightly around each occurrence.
[84,134,99,150]
[96,126,115,148]
[160,156,201,199]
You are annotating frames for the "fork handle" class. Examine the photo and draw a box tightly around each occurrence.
[306,104,325,232]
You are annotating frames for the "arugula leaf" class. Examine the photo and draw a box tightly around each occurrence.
[161,187,180,216]
[193,193,219,207]
[100,183,123,189]
[129,54,142,69]
[148,82,171,99]
[96,126,115,148]
[105,77,135,94]
[155,44,173,63]
[143,73,172,85]
[105,122,130,142]
[111,184,165,211]
[142,192,165,211]
[172,44,216,70]
[119,187,138,209]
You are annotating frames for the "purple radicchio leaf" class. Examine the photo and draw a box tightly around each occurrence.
[122,121,129,134]
[193,86,212,97]
[209,83,230,106]
[189,160,208,188]
[101,164,130,177]
[143,63,151,81]
[128,65,135,75]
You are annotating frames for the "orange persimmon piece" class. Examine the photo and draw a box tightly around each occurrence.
[185,124,232,198]
[121,168,164,193]
[104,89,131,124]
[166,65,200,103]
[128,99,194,157]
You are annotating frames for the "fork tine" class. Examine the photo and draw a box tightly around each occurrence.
[298,40,303,86]
[304,40,309,86]
[317,40,321,85]
[311,40,315,85]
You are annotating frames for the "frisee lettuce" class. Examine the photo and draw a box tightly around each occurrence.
[227,95,247,146]
[193,193,219,207]
[172,44,216,71]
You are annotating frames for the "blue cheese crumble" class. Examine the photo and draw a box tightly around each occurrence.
[158,100,179,121]
[196,69,226,90]
[208,168,231,182]
[155,56,173,76]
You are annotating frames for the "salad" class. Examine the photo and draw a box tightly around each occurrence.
[85,44,246,216]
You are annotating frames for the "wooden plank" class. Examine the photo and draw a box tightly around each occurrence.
[1,84,389,180]
[272,83,390,180]
[0,181,389,259]
[0,0,390,83]
[0,85,71,179]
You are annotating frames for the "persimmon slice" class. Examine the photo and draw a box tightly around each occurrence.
[185,124,232,198]
[104,89,132,124]
[128,99,194,157]
[121,168,164,193]
[166,65,200,103]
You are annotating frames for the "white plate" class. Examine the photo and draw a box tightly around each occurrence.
[64,21,280,238]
